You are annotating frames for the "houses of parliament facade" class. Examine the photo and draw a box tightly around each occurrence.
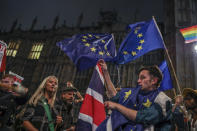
[0,0,197,96]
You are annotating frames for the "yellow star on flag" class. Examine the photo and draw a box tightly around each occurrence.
[88,34,93,37]
[95,36,100,39]
[82,36,88,39]
[82,39,87,42]
[90,47,96,52]
[84,43,90,47]
[131,51,137,56]
[123,51,128,55]
[143,99,152,108]
[101,40,105,43]
[137,33,143,38]
[104,45,107,50]
[106,52,110,56]
[139,39,145,44]
[99,51,104,55]
[137,46,142,50]
[124,90,132,101]
[134,30,138,34]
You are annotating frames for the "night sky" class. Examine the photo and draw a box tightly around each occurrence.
[0,0,163,31]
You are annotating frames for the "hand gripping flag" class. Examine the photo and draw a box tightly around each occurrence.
[180,25,197,44]
[158,60,174,91]
[9,71,24,86]
[76,63,106,131]
[56,33,116,70]
[115,18,165,64]
[0,40,7,72]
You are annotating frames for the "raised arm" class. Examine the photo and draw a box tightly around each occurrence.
[98,59,117,98]
[74,91,84,103]
[23,120,39,131]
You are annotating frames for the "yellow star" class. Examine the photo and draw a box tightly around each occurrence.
[99,51,104,55]
[134,104,137,107]
[131,51,137,56]
[137,46,142,50]
[143,99,152,108]
[134,30,138,34]
[104,44,108,50]
[88,34,93,37]
[123,51,128,55]
[84,43,90,47]
[139,39,145,44]
[95,36,100,39]
[137,33,143,38]
[124,90,132,101]
[82,36,88,39]
[90,47,96,52]
[106,52,110,56]
[101,40,105,43]
[82,39,87,42]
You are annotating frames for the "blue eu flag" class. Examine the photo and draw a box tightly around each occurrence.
[159,60,174,91]
[115,18,165,64]
[56,33,116,70]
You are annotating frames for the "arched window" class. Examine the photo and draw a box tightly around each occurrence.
[6,40,21,57]
[28,42,44,59]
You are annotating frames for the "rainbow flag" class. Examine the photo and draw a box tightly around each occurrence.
[180,25,197,44]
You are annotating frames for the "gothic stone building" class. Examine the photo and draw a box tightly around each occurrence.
[164,0,197,90]
[0,11,165,95]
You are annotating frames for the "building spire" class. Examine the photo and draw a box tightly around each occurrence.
[76,13,84,27]
[30,16,37,31]
[10,19,18,33]
[52,15,59,29]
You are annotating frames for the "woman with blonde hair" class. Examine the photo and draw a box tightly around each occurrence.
[22,76,62,131]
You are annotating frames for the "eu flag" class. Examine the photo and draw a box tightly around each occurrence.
[159,60,174,91]
[115,18,165,64]
[56,33,116,70]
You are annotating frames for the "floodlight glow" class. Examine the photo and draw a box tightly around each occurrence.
[195,44,197,53]
[195,45,197,51]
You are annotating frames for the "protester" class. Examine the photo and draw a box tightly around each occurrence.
[97,59,174,130]
[55,84,78,131]
[66,81,84,103]
[22,76,62,131]
[175,88,197,130]
[0,74,28,131]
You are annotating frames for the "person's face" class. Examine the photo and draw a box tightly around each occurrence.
[45,77,57,93]
[184,96,197,110]
[66,82,72,87]
[137,70,157,91]
[61,91,75,104]
[1,77,14,87]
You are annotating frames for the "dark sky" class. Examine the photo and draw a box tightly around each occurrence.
[0,0,163,31]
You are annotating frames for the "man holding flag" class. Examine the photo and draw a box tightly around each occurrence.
[95,17,186,130]
[97,59,173,131]
[57,33,117,131]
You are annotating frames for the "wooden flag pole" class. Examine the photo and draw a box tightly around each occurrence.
[153,17,190,126]
[153,16,182,96]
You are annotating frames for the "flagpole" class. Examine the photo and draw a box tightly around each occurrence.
[152,16,182,96]
[116,64,121,89]
[111,33,121,91]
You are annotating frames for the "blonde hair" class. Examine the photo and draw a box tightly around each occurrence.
[28,76,58,107]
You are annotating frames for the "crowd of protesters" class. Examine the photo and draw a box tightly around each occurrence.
[0,74,83,131]
[1,60,197,131]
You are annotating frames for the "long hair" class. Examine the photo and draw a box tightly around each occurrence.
[28,76,58,107]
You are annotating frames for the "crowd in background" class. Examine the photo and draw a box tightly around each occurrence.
[1,60,197,131]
